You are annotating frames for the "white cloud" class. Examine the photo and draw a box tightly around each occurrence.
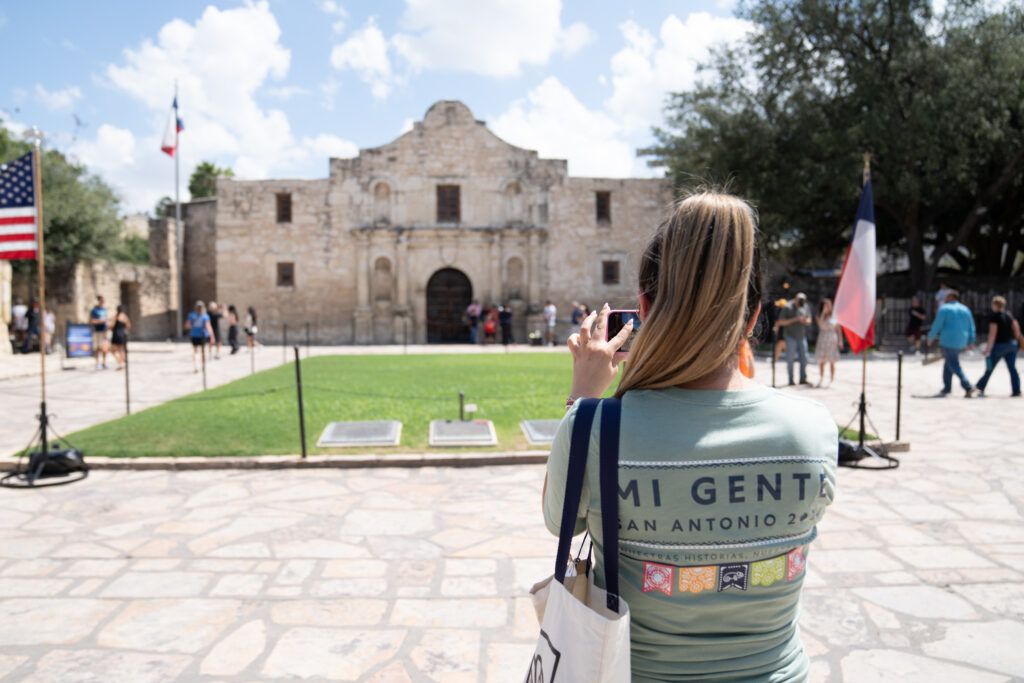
[74,1,355,212]
[1,118,27,138]
[491,77,634,178]
[266,85,309,100]
[302,133,358,160]
[391,0,594,78]
[320,0,347,34]
[329,17,395,100]
[61,39,78,52]
[605,13,753,134]
[35,84,82,111]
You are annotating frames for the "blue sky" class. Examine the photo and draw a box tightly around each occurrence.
[0,1,751,214]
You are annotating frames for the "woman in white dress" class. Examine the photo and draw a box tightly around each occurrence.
[815,298,843,386]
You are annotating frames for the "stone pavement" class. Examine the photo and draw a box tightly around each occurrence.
[0,351,1023,681]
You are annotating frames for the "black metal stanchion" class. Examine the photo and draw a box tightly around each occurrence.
[293,346,307,459]
[404,317,409,354]
[305,322,310,358]
[124,333,131,415]
[459,390,465,421]
[201,343,208,391]
[283,323,288,364]
[250,342,255,375]
[896,350,903,441]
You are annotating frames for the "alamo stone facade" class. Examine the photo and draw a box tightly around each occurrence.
[196,100,673,344]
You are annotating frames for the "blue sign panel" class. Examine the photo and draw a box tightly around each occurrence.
[66,323,93,358]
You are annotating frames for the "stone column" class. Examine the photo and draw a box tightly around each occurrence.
[393,230,410,344]
[527,230,539,309]
[488,231,498,304]
[353,231,372,344]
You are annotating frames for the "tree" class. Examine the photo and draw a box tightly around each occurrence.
[0,123,124,273]
[643,0,1024,289]
[188,161,234,200]
[153,196,174,217]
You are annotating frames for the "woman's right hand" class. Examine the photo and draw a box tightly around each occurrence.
[565,303,633,399]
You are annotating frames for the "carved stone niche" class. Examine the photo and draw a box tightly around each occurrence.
[374,182,391,226]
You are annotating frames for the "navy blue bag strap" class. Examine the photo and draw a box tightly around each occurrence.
[554,398,599,584]
[599,397,622,613]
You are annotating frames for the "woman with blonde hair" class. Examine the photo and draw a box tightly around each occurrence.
[813,298,843,386]
[544,191,838,681]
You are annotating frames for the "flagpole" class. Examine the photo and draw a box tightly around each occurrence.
[174,81,184,339]
[32,139,45,406]
[859,153,871,449]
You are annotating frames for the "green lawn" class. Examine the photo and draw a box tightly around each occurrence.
[65,354,580,457]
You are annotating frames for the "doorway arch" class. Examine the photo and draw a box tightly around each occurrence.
[426,268,472,343]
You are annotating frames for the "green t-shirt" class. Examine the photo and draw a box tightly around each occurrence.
[544,385,838,682]
[778,304,810,340]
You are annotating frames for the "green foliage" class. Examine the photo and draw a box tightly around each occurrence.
[188,160,234,199]
[153,196,174,217]
[111,233,150,265]
[0,123,123,270]
[644,0,1024,288]
[62,353,587,457]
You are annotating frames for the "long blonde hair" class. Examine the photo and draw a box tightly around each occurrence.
[615,191,762,397]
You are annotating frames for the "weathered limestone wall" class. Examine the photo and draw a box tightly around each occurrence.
[67,262,174,340]
[182,199,218,311]
[211,100,673,345]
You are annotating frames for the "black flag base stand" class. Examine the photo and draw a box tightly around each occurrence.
[1,401,88,488]
[839,391,899,470]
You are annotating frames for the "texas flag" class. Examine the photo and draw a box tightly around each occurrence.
[160,97,184,157]
[833,179,877,354]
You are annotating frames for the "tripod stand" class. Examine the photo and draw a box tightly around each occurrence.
[839,354,899,470]
[0,400,87,488]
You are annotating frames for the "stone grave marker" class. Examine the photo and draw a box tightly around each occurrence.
[428,419,497,447]
[520,419,562,446]
[317,421,402,448]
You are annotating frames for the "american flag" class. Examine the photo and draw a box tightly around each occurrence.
[0,152,38,260]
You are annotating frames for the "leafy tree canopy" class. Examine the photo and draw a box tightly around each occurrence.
[188,161,234,200]
[643,0,1024,289]
[0,124,124,271]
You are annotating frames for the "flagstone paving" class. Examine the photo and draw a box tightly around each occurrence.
[0,352,1023,680]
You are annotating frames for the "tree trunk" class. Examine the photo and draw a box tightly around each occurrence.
[905,222,928,291]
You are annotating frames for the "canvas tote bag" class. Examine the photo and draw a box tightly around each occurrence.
[526,398,631,683]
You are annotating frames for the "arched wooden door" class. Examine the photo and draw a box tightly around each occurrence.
[426,268,472,343]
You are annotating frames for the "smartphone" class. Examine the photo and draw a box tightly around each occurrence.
[606,310,641,352]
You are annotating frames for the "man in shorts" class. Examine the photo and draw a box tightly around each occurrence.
[89,295,110,369]
[905,296,927,353]
[543,300,557,346]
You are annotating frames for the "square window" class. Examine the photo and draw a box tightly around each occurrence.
[602,260,620,286]
[277,262,295,287]
[437,185,461,222]
[596,191,611,223]
[276,193,292,223]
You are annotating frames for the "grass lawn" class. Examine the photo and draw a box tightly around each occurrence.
[65,353,583,457]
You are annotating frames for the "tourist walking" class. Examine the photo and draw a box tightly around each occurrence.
[927,289,977,397]
[227,304,240,354]
[814,298,843,386]
[186,301,214,373]
[19,298,40,354]
[89,295,110,369]
[499,304,513,345]
[975,296,1021,397]
[777,292,812,385]
[42,307,54,354]
[109,305,131,370]
[905,296,927,353]
[543,300,557,345]
[11,297,27,351]
[549,190,836,681]
[465,299,481,344]
[208,301,223,359]
[245,306,259,351]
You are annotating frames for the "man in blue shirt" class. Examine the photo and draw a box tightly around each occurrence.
[928,289,977,397]
[88,295,109,370]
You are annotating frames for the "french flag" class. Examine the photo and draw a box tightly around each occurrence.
[833,179,877,354]
[160,97,184,157]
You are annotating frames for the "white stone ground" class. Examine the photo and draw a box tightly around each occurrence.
[0,348,1022,681]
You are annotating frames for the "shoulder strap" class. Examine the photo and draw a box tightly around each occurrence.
[553,398,599,584]
[598,397,622,613]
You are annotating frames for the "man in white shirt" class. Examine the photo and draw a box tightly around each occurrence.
[543,300,557,346]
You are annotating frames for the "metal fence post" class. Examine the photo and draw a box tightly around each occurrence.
[283,323,288,364]
[124,332,131,415]
[293,346,307,459]
[305,322,311,357]
[896,350,903,442]
[459,390,465,421]
[201,343,207,391]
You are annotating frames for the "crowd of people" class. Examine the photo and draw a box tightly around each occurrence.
[7,297,55,355]
[184,300,259,372]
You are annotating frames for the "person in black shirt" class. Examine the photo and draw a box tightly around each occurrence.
[19,298,40,354]
[499,304,513,345]
[905,296,927,354]
[975,296,1021,397]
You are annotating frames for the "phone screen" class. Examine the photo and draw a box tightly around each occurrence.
[606,310,641,352]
